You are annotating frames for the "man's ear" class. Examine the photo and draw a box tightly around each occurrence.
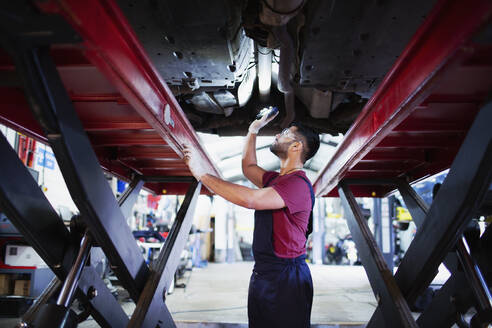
[290,141,302,153]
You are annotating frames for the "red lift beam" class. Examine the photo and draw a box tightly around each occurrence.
[0,0,222,195]
[313,0,492,197]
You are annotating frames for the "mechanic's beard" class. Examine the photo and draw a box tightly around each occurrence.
[270,142,288,160]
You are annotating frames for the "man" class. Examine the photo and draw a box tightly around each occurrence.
[183,111,320,327]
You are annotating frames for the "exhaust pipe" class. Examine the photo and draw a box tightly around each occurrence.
[273,25,295,128]
[255,0,305,127]
[257,45,272,103]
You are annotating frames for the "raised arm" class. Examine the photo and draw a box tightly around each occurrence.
[242,131,266,188]
[241,109,278,187]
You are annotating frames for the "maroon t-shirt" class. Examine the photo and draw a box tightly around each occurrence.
[262,170,312,258]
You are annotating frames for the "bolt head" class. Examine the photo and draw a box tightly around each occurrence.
[88,286,98,300]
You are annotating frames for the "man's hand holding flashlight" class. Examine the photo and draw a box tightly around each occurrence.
[248,107,279,134]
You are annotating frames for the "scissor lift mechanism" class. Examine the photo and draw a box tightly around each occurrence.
[313,0,492,327]
[0,0,223,327]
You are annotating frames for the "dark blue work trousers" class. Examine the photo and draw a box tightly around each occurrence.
[248,207,313,328]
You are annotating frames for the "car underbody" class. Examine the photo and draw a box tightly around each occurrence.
[118,0,437,136]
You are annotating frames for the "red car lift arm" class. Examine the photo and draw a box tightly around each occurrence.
[313,0,492,198]
[311,0,492,327]
[37,0,221,183]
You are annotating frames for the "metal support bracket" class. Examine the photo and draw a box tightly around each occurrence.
[338,181,417,328]
[1,37,148,301]
[129,180,202,328]
[389,101,492,308]
[56,231,92,308]
[416,225,492,327]
[118,177,145,220]
[20,277,62,324]
[340,101,492,327]
[366,178,492,327]
[0,133,128,327]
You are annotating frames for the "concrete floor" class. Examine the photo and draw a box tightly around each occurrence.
[0,263,375,327]
[165,262,375,326]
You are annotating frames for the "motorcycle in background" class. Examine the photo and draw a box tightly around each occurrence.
[325,234,359,265]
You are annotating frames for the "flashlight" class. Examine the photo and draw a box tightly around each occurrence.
[256,106,278,120]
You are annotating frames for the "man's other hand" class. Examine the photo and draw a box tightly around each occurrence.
[183,145,206,181]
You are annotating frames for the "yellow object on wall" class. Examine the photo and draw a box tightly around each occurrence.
[396,206,412,221]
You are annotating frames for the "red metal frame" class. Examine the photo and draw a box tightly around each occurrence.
[313,0,492,197]
[0,0,222,195]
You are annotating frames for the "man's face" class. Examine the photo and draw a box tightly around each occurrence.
[270,127,300,159]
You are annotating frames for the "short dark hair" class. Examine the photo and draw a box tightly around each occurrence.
[289,122,320,163]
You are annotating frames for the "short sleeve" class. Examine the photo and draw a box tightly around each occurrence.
[270,175,312,214]
[262,171,278,187]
